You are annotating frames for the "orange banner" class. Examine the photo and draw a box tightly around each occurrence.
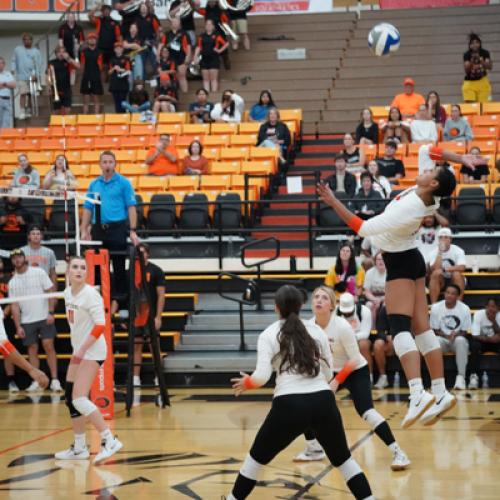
[85,249,115,420]
[0,0,13,11]
[15,0,49,11]
[54,0,85,12]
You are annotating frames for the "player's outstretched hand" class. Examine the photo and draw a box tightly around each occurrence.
[461,153,487,170]
[317,181,337,207]
[231,371,250,397]
[30,368,49,389]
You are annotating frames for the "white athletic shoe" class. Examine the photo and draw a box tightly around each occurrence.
[8,381,20,393]
[133,376,141,387]
[453,375,466,391]
[293,448,326,462]
[391,447,411,471]
[374,374,389,390]
[94,437,123,465]
[419,391,457,427]
[468,373,479,390]
[26,381,41,392]
[54,445,90,460]
[401,390,435,429]
[50,379,63,392]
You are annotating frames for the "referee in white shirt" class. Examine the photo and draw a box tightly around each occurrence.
[0,57,16,128]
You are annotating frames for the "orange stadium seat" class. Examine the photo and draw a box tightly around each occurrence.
[13,138,40,151]
[135,150,148,162]
[40,138,65,150]
[65,150,82,164]
[239,122,260,135]
[0,138,13,150]
[36,164,52,176]
[468,140,496,155]
[156,124,182,135]
[175,135,202,148]
[28,151,53,165]
[211,123,238,135]
[379,142,406,158]
[138,175,168,192]
[182,124,210,136]
[70,164,89,177]
[120,136,149,149]
[103,124,129,136]
[2,153,19,165]
[230,135,258,147]
[89,163,104,176]
[241,160,274,175]
[49,115,76,126]
[458,102,480,116]
[114,150,136,162]
[77,114,104,125]
[168,175,199,191]
[210,161,241,174]
[220,147,249,161]
[24,127,50,138]
[249,147,278,167]
[370,106,390,121]
[119,164,148,176]
[407,143,434,157]
[77,177,93,191]
[67,137,94,150]
[81,151,101,164]
[77,125,103,137]
[472,126,498,140]
[472,114,500,127]
[157,112,187,124]
[129,124,156,136]
[438,141,466,155]
[200,175,231,191]
[104,113,130,125]
[204,135,229,147]
[94,136,121,150]
[230,175,262,199]
[482,102,500,115]
[49,126,65,137]
[0,128,25,138]
[203,147,220,161]
[359,144,378,161]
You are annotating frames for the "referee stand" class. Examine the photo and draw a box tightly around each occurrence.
[125,245,170,416]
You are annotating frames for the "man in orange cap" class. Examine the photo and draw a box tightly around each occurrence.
[391,78,425,119]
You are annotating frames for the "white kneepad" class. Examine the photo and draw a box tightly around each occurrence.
[362,409,385,430]
[414,330,440,356]
[240,454,263,481]
[72,397,98,417]
[338,457,362,482]
[393,331,418,358]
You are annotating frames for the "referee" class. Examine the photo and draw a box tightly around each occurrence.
[80,151,139,297]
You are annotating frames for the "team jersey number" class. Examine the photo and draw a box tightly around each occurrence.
[68,309,75,324]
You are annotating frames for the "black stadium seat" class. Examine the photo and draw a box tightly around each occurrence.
[317,193,349,229]
[455,187,486,227]
[493,187,500,225]
[213,192,241,230]
[179,193,209,230]
[22,198,46,227]
[147,194,176,231]
[47,200,76,234]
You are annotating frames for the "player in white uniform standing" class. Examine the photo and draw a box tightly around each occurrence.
[294,286,410,471]
[55,256,123,464]
[228,285,374,500]
[318,145,483,429]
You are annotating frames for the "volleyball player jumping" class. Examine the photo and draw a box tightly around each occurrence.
[294,286,410,470]
[55,256,123,463]
[318,145,483,428]
[228,285,374,500]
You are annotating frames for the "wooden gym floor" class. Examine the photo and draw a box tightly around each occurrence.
[0,387,498,499]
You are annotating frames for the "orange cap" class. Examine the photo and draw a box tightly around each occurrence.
[403,77,415,86]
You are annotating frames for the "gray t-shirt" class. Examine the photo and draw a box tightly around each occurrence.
[20,245,57,277]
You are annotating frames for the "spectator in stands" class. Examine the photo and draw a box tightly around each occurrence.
[210,89,244,123]
[363,251,386,327]
[80,151,139,297]
[161,17,191,93]
[189,88,213,123]
[425,91,447,127]
[108,42,130,113]
[115,0,142,38]
[11,154,40,188]
[430,283,471,390]
[391,77,425,118]
[462,33,492,103]
[360,236,379,270]
[429,227,466,303]
[80,33,104,115]
[145,134,179,176]
[169,0,200,46]
[0,197,32,250]
[21,225,57,286]
[10,33,42,120]
[250,90,276,122]
[122,79,151,114]
[183,140,209,175]
[443,104,473,142]
[0,57,16,129]
[366,160,391,199]
[152,72,178,113]
[381,107,410,144]
[8,248,62,392]
[460,146,489,184]
[228,0,252,51]
[135,2,160,79]
[325,154,356,198]
[193,19,229,93]
[353,173,384,220]
[123,23,145,83]
[257,108,291,162]
[416,213,449,265]
[324,243,364,298]
[42,155,77,191]
[410,104,438,143]
[58,12,84,62]
[355,108,379,145]
[47,47,80,116]
[468,298,500,389]
[375,140,405,184]
[341,132,366,171]
[88,4,121,66]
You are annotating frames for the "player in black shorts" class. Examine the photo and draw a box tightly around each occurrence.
[48,47,80,115]
[80,33,104,114]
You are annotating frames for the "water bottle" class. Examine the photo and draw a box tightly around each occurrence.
[482,371,489,389]
[393,371,400,388]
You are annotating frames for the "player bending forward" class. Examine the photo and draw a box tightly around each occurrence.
[318,145,483,428]
[55,256,122,464]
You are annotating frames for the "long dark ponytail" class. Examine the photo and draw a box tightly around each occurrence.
[274,285,320,377]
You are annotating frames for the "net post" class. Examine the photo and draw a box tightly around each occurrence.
[125,246,136,417]
[74,196,81,256]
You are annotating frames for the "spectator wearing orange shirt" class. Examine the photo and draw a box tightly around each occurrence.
[391,78,425,118]
[145,134,178,176]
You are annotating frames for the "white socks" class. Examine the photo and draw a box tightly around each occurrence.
[388,442,400,454]
[74,433,86,452]
[100,428,113,444]
[431,378,446,398]
[408,378,424,398]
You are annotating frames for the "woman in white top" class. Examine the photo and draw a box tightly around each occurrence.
[367,160,391,198]
[55,256,123,464]
[210,89,244,123]
[318,145,482,429]
[294,286,409,471]
[42,155,77,191]
[229,285,373,500]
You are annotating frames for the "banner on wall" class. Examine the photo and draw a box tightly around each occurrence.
[253,0,311,12]
[380,0,487,7]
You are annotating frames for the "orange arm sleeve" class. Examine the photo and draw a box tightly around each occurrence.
[90,324,106,339]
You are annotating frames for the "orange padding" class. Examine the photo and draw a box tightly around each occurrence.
[0,340,15,357]
[347,215,364,234]
[334,360,357,385]
[90,324,106,339]
[243,374,257,390]
[429,146,443,161]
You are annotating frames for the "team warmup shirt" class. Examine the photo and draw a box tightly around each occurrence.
[251,319,333,398]
[430,300,471,337]
[471,309,500,337]
[363,266,387,296]
[306,315,366,373]
[8,267,53,324]
[64,284,106,361]
[428,244,467,279]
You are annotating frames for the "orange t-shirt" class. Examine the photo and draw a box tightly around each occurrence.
[391,92,425,117]
[147,146,179,176]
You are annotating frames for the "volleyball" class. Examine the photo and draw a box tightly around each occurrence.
[368,23,400,57]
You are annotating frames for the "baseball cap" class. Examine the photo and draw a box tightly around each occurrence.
[10,248,25,258]
[88,32,98,40]
[339,293,355,314]
[438,227,452,238]
[403,77,415,86]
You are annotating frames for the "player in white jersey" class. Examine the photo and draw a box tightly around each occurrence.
[293,286,410,470]
[55,256,123,464]
[0,307,49,388]
[227,285,374,500]
[318,145,484,429]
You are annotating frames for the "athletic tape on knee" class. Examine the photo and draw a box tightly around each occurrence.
[362,409,385,430]
[393,331,418,358]
[338,457,363,482]
[414,329,440,356]
[240,454,263,481]
[72,397,98,417]
[64,383,81,419]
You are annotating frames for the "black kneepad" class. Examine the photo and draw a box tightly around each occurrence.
[387,314,412,337]
[65,382,81,418]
